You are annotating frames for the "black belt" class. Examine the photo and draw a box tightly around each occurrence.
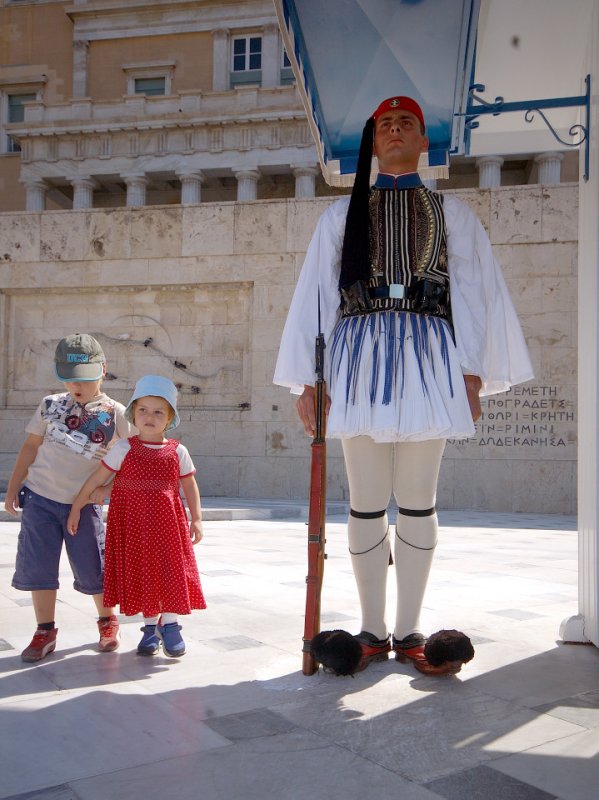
[370,279,450,314]
[341,278,450,317]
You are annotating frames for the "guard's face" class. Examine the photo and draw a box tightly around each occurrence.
[373,110,429,174]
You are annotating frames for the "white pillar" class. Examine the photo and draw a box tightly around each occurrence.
[476,155,504,188]
[561,0,599,647]
[292,165,318,198]
[535,151,564,184]
[72,39,89,99]
[235,169,259,201]
[124,175,148,207]
[212,29,230,92]
[178,171,204,205]
[71,177,97,209]
[23,180,47,211]
[262,23,280,88]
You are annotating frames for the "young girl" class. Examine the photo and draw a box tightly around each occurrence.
[67,375,206,657]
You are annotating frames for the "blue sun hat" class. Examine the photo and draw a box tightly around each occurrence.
[125,375,180,430]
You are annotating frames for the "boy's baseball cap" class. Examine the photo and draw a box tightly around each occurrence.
[54,333,106,382]
[125,375,180,430]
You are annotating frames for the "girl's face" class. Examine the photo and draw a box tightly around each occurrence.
[133,395,173,441]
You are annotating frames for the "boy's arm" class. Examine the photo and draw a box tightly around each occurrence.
[66,464,113,535]
[4,433,44,516]
[180,474,203,544]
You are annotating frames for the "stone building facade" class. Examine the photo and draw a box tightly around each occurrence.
[0,183,578,513]
[0,0,333,212]
[0,1,580,512]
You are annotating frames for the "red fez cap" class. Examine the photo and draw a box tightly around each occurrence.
[372,96,425,131]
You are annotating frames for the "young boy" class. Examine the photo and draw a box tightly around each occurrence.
[5,333,134,662]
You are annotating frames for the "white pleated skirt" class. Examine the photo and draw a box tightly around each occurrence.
[327,310,476,442]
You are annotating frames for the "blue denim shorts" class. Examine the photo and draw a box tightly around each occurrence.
[12,487,105,595]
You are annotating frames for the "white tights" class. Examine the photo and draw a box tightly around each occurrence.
[144,613,178,626]
[342,436,445,641]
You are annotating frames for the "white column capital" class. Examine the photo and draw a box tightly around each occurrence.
[70,176,98,209]
[123,174,148,207]
[292,165,319,198]
[212,27,230,41]
[235,169,260,201]
[177,171,205,205]
[22,179,48,212]
[534,151,564,184]
[475,155,504,188]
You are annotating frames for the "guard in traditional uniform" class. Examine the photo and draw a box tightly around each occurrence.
[274,96,533,675]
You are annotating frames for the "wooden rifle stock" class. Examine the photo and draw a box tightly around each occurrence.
[302,332,327,675]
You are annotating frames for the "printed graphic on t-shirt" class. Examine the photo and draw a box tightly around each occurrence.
[42,395,116,460]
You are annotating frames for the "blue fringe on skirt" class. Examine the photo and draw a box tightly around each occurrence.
[329,311,454,407]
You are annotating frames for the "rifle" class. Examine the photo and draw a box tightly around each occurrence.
[302,330,327,675]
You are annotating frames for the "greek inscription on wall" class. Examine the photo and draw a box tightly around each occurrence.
[448,385,575,450]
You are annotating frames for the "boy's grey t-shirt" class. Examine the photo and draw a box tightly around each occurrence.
[25,391,132,504]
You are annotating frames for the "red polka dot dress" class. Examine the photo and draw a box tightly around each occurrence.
[103,436,206,617]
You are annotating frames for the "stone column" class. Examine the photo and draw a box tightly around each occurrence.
[23,180,47,212]
[476,156,504,188]
[212,28,230,91]
[124,174,148,207]
[262,23,280,88]
[535,151,564,184]
[292,165,318,198]
[235,169,260,201]
[177,171,204,205]
[71,177,97,209]
[72,39,90,99]
[560,0,599,647]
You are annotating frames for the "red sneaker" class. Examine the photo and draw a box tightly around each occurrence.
[21,628,58,663]
[97,615,121,652]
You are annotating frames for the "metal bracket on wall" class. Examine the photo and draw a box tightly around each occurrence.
[462,74,591,181]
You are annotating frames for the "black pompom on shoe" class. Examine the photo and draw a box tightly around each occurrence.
[424,629,475,669]
[310,629,363,676]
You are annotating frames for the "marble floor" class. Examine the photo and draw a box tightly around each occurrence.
[0,501,597,800]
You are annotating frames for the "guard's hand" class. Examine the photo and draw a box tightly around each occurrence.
[296,386,330,437]
[464,375,482,422]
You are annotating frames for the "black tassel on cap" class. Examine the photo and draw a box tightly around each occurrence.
[339,116,375,291]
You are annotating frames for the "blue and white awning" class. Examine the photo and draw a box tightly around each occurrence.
[274,0,593,186]
[274,0,480,184]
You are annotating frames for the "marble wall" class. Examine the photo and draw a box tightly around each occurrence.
[0,185,578,512]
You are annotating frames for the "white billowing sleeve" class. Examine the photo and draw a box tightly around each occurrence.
[273,197,349,394]
[444,195,534,396]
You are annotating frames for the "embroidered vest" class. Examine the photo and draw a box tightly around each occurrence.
[340,186,451,321]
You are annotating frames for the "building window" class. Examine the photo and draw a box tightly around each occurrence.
[134,77,166,96]
[6,92,36,153]
[123,61,175,96]
[280,48,294,86]
[233,36,262,71]
[231,35,262,87]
